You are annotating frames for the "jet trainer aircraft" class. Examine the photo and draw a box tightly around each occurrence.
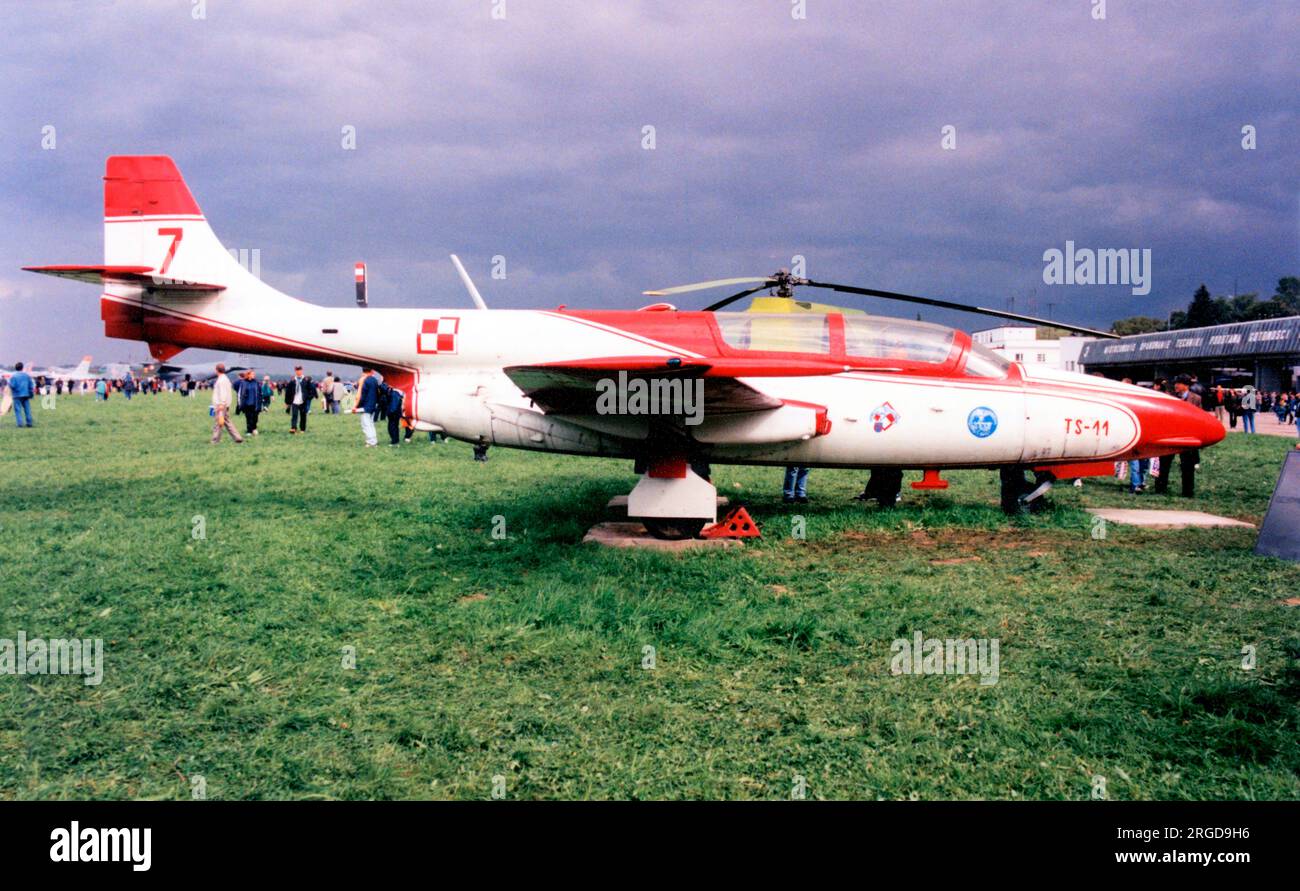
[25,156,1224,537]
[1,356,94,386]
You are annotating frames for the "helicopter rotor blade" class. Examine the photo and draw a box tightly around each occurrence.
[703,284,772,312]
[802,280,1119,339]
[642,276,773,297]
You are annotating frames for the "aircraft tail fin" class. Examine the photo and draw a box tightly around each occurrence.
[26,156,301,362]
[24,157,246,294]
[102,156,250,288]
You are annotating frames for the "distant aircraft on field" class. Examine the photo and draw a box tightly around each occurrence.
[154,360,250,383]
[1,355,95,384]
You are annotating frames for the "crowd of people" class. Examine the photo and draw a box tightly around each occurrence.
[2,361,450,454]
[1197,380,1298,435]
[204,364,446,450]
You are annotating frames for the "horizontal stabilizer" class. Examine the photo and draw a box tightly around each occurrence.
[23,265,225,292]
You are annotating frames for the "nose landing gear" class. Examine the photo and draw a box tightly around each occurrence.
[1000,467,1055,515]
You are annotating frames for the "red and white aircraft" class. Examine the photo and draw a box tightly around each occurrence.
[25,156,1224,537]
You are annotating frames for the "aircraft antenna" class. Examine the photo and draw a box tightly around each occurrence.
[450,255,489,310]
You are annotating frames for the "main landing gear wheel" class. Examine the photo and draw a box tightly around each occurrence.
[642,517,707,540]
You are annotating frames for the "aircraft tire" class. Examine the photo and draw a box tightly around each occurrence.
[642,518,707,540]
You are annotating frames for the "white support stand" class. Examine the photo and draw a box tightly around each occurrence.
[627,468,719,523]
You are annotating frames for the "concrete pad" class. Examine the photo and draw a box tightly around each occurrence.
[606,494,729,512]
[583,521,742,550]
[1086,508,1255,529]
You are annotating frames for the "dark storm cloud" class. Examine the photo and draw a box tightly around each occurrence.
[0,0,1294,368]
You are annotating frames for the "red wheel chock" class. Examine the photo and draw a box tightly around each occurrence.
[911,468,949,490]
[701,506,761,539]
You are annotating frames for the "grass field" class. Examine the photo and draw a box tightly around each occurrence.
[1,393,1297,800]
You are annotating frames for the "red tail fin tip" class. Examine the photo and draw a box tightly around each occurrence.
[104,156,202,219]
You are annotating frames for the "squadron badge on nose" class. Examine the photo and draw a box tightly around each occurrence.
[967,406,998,438]
[870,402,900,433]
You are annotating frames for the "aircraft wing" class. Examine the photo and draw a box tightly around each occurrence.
[504,357,783,415]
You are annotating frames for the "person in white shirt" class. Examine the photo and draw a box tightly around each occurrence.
[283,365,316,433]
[210,363,244,444]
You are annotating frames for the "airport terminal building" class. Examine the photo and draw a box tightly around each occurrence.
[1079,316,1300,391]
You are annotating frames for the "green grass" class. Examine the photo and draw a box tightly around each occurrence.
[1,394,1297,800]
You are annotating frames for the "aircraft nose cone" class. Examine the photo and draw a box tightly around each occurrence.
[1133,393,1225,454]
[1193,402,1226,448]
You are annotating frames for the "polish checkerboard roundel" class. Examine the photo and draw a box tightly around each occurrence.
[418,317,459,354]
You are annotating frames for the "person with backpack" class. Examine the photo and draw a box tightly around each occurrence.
[353,367,380,447]
[235,369,263,436]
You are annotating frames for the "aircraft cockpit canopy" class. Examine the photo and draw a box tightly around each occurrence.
[712,312,971,372]
[841,315,955,365]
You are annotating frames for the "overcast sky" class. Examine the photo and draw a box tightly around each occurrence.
[1,0,1295,371]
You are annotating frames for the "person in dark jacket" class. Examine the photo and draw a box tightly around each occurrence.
[384,384,405,445]
[1153,375,1202,497]
[235,369,263,436]
[283,366,317,434]
[353,368,380,447]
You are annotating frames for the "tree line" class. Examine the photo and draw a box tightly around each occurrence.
[1111,276,1299,335]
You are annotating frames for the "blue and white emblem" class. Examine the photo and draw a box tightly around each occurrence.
[967,406,998,438]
